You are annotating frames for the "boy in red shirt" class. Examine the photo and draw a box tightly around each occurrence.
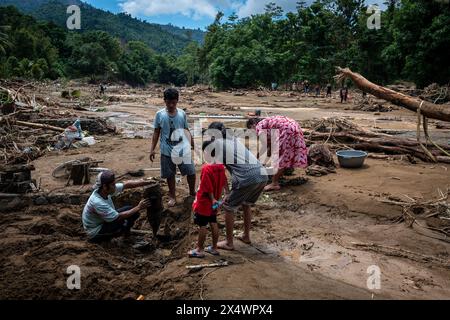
[189,141,228,258]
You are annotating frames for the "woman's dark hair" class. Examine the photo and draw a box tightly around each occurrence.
[246,117,263,129]
[164,88,179,101]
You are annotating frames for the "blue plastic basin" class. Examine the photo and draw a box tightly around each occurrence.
[336,150,368,168]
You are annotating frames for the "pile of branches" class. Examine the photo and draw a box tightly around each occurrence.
[350,97,397,113]
[382,189,450,241]
[301,117,450,163]
[386,82,450,104]
[0,84,77,165]
[420,83,450,104]
[0,124,57,164]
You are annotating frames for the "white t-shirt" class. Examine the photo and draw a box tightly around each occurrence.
[82,183,124,239]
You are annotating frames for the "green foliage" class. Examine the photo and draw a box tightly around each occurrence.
[1,1,448,90]
[0,0,205,55]
[198,0,450,89]
[0,6,191,86]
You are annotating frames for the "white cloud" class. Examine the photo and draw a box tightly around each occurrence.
[236,0,302,18]
[119,0,233,20]
[118,1,380,21]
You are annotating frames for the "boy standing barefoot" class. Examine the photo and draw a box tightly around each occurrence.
[150,88,196,207]
[189,141,228,258]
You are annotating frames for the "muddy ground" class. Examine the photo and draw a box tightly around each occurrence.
[1,83,449,300]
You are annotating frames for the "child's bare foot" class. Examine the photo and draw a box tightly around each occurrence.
[237,235,252,245]
[264,184,281,192]
[217,241,234,251]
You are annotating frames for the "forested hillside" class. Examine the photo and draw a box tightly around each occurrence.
[0,0,448,88]
[0,6,193,85]
[0,0,204,54]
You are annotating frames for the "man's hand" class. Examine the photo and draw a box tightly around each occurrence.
[149,150,156,162]
[138,199,151,210]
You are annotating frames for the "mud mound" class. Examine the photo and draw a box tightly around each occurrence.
[0,193,197,300]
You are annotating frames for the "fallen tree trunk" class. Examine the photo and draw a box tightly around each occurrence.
[304,117,450,163]
[335,67,450,122]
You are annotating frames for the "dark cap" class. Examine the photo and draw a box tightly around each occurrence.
[97,170,115,186]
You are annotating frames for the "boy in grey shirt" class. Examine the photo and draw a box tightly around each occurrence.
[206,122,268,251]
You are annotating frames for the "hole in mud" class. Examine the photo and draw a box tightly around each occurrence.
[0,186,197,300]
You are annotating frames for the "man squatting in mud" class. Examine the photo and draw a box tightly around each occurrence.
[82,170,154,243]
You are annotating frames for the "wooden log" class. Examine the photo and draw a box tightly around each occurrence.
[5,120,65,132]
[335,67,450,122]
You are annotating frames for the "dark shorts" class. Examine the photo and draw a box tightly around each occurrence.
[223,182,266,214]
[89,206,140,243]
[161,154,196,179]
[194,212,217,227]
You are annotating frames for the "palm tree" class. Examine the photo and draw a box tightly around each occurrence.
[0,26,11,55]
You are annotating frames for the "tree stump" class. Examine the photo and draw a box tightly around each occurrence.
[144,183,164,236]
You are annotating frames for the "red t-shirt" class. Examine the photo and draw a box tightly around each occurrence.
[193,164,228,217]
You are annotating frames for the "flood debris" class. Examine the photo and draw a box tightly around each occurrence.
[0,163,36,193]
[0,82,116,165]
[382,188,450,240]
[302,117,450,164]
[307,144,336,176]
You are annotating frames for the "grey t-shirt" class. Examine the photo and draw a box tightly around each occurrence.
[214,138,268,189]
[153,108,190,157]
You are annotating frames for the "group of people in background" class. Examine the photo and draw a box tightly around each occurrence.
[282,80,350,103]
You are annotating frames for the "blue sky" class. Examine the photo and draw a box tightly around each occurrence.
[83,0,385,30]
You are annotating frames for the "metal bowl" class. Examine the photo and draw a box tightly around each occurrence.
[336,150,368,168]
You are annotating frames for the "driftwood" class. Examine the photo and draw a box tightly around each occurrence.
[186,261,229,270]
[335,67,450,122]
[10,120,64,132]
[303,118,450,163]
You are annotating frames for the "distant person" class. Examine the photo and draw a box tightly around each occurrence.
[150,88,196,207]
[206,122,268,251]
[271,82,278,91]
[326,83,332,98]
[292,82,297,92]
[82,170,153,243]
[315,85,321,97]
[100,84,106,95]
[189,141,229,258]
[340,86,349,103]
[362,90,367,99]
[247,116,308,192]
[303,80,310,95]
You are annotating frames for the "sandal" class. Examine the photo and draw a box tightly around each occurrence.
[205,246,220,256]
[188,249,205,258]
